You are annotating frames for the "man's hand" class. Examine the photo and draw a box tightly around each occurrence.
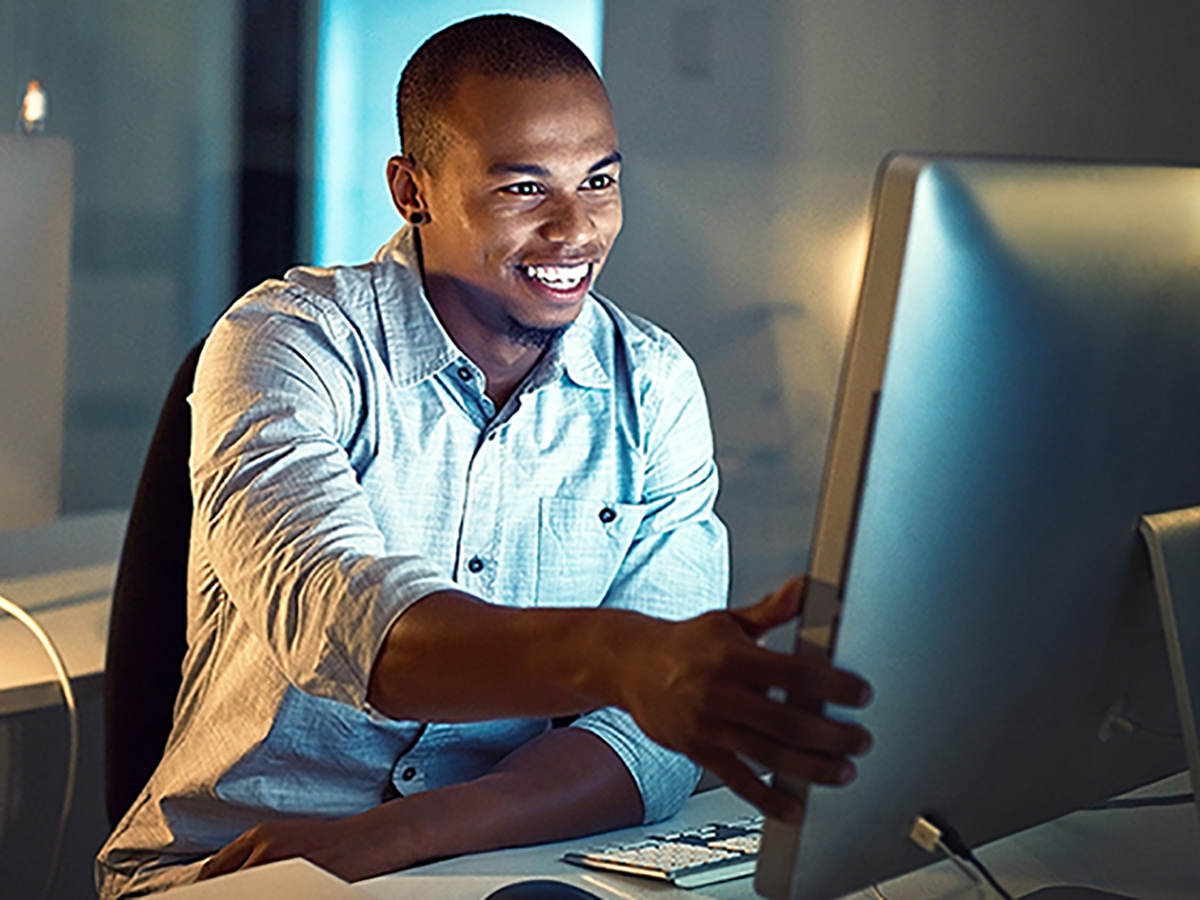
[620,576,872,824]
[365,575,868,826]
[196,816,409,883]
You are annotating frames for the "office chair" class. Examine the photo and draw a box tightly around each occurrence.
[103,339,205,829]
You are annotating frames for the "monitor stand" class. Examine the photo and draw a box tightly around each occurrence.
[1139,505,1200,830]
[1018,888,1137,900]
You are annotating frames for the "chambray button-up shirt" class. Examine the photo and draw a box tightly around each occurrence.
[96,227,728,898]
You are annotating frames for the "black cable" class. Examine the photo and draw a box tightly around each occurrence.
[920,813,1014,900]
[1084,792,1195,811]
[1112,714,1184,740]
[1124,718,1183,740]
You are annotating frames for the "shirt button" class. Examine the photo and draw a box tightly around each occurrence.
[401,766,417,781]
[457,366,473,381]
[467,556,485,573]
[486,430,497,441]
[599,506,617,523]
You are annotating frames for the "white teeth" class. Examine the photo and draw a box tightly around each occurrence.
[523,262,589,288]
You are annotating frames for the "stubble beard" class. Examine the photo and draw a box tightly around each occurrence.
[506,317,569,349]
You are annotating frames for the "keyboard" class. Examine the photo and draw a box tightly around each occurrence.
[561,814,764,889]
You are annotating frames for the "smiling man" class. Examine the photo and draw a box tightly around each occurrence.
[95,15,870,898]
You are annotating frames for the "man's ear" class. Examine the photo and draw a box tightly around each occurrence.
[387,154,430,225]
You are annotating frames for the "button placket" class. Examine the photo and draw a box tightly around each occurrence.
[457,416,502,588]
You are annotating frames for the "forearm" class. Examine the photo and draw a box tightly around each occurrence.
[367,589,662,721]
[199,728,644,884]
[339,728,644,879]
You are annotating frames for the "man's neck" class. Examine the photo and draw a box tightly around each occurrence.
[467,339,545,410]
[420,272,546,410]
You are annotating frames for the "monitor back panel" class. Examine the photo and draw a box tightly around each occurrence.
[758,157,1200,898]
[0,136,72,531]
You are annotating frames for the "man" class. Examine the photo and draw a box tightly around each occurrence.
[96,15,870,897]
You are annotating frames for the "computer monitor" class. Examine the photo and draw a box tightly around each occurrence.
[0,135,72,532]
[755,155,1200,899]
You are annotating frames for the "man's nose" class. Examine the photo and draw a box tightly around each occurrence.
[538,194,595,246]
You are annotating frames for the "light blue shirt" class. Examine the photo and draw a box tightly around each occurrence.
[96,228,728,898]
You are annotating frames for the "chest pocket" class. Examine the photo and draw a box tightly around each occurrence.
[536,497,646,607]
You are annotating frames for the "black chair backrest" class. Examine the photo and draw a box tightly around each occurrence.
[103,339,204,829]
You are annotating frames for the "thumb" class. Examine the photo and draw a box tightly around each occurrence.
[729,575,807,639]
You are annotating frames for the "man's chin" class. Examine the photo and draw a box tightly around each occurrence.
[506,318,570,349]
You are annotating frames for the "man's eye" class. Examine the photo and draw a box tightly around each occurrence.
[583,173,616,190]
[502,182,543,196]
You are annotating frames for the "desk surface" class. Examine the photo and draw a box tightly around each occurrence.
[357,787,756,900]
[354,774,1200,900]
[0,509,125,714]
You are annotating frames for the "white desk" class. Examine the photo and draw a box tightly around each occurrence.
[356,787,757,900]
[354,774,1200,900]
[0,509,125,714]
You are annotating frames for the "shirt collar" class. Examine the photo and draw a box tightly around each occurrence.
[372,226,610,392]
[556,298,611,390]
[371,227,463,387]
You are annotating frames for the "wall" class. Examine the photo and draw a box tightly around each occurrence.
[597,0,1200,605]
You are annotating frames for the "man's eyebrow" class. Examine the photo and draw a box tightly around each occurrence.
[588,151,622,173]
[488,162,551,177]
[486,152,622,178]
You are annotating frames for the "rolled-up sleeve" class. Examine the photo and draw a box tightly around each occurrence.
[571,342,729,823]
[189,288,460,710]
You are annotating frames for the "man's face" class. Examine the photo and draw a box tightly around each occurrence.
[410,72,623,347]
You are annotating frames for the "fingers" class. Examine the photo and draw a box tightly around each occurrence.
[196,824,286,881]
[197,835,253,881]
[711,683,871,758]
[728,576,807,638]
[680,656,871,804]
[694,750,807,825]
[737,646,872,709]
[708,716,860,785]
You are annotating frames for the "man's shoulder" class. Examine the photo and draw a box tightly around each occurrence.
[223,258,401,327]
[213,250,423,356]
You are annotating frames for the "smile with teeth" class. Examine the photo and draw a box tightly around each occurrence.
[521,262,591,291]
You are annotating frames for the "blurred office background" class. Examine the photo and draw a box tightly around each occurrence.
[3,1,1200,895]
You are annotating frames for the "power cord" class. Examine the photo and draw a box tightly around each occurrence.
[910,813,1014,899]
[1084,792,1195,811]
[908,783,1195,897]
[909,816,981,885]
[1108,714,1183,740]
[0,592,78,900]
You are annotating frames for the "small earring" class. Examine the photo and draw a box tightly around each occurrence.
[409,210,428,226]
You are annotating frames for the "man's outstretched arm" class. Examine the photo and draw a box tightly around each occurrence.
[368,576,872,825]
[199,726,642,882]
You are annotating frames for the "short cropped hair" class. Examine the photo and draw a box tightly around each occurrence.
[396,14,601,170]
